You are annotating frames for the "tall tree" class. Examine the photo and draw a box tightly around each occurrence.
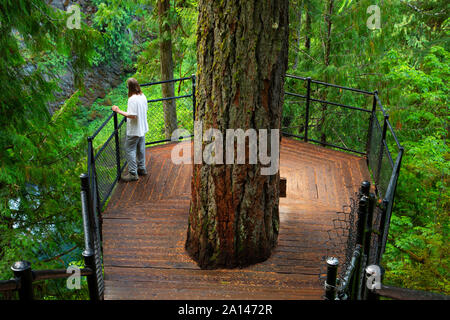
[318,0,334,145]
[304,0,312,52]
[158,0,178,138]
[185,0,289,269]
[0,0,99,298]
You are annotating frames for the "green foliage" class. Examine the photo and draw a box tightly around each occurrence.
[380,47,449,294]
[132,0,197,81]
[0,0,100,299]
[92,0,138,66]
[287,0,449,294]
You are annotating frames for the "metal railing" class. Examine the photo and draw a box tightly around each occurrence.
[0,174,102,300]
[86,76,195,214]
[323,182,449,301]
[284,75,404,266]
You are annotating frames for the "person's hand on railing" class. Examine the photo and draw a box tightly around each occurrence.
[111,105,136,119]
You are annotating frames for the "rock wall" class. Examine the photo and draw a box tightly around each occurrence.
[47,0,134,112]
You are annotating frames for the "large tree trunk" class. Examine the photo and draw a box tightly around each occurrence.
[185,0,289,269]
[158,0,177,139]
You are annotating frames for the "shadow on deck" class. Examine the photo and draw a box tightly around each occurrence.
[101,137,370,300]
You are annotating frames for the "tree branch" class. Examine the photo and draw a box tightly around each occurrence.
[42,245,78,262]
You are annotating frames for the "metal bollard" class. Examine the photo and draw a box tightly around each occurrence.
[83,250,100,301]
[325,257,339,300]
[356,195,369,245]
[360,180,371,197]
[81,173,100,301]
[11,261,33,300]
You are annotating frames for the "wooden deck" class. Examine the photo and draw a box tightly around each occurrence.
[101,137,370,300]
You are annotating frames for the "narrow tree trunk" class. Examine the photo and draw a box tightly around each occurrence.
[304,0,311,52]
[319,0,333,145]
[158,0,177,138]
[185,0,289,269]
[292,0,303,70]
[324,0,333,67]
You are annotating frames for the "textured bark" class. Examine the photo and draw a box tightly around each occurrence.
[185,0,289,269]
[158,0,178,138]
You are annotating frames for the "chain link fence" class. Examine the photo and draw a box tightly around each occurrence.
[319,189,387,299]
[282,75,373,155]
[319,193,359,288]
[91,116,127,209]
[142,77,194,145]
[89,76,195,211]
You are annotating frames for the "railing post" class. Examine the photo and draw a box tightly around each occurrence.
[192,74,196,121]
[81,174,94,252]
[87,136,102,235]
[325,257,339,300]
[356,195,369,246]
[360,184,376,299]
[366,91,377,158]
[83,251,100,301]
[376,198,390,264]
[376,114,389,187]
[87,136,96,209]
[360,180,370,197]
[304,77,311,142]
[80,173,101,300]
[352,194,369,299]
[11,261,33,300]
[365,192,376,261]
[113,112,121,179]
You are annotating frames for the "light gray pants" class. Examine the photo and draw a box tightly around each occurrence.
[125,135,146,175]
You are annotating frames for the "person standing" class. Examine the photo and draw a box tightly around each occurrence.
[112,78,149,182]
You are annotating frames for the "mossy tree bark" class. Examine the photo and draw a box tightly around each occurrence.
[158,0,178,138]
[185,0,289,269]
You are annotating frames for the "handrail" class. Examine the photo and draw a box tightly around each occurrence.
[386,118,402,149]
[310,79,374,95]
[148,94,193,103]
[33,268,93,281]
[0,278,20,292]
[374,92,389,118]
[310,97,372,113]
[0,254,97,300]
[140,76,192,87]
[371,284,450,300]
[91,112,115,140]
[285,74,308,81]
